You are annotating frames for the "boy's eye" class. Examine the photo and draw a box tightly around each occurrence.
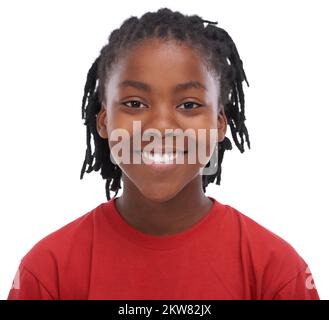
[121,100,148,109]
[121,100,202,109]
[176,102,202,110]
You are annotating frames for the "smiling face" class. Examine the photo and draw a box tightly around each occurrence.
[97,38,227,202]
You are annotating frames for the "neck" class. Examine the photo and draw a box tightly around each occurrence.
[115,174,212,236]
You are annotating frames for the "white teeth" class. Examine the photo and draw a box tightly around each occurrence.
[139,151,183,164]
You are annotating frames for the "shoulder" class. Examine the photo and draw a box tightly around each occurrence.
[218,201,305,261]
[215,200,312,298]
[18,202,106,298]
[23,205,98,261]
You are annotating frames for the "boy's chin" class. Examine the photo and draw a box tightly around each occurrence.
[138,186,183,204]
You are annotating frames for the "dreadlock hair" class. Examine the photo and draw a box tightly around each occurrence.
[80,7,250,201]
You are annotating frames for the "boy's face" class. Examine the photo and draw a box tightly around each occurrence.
[97,38,227,202]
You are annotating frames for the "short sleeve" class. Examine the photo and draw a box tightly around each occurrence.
[272,266,320,300]
[7,265,54,300]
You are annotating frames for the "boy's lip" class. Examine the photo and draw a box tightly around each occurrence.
[133,149,187,154]
[133,149,187,170]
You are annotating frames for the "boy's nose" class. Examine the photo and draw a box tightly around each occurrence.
[144,104,179,135]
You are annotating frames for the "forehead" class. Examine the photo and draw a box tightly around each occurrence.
[108,38,217,90]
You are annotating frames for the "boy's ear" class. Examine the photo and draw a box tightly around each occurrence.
[217,105,228,143]
[96,103,108,139]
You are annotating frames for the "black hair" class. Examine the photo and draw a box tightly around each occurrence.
[80,7,250,201]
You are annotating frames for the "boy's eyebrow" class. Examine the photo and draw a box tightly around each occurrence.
[174,81,207,92]
[118,80,207,92]
[119,80,151,92]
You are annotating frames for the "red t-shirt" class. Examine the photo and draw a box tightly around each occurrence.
[7,196,320,300]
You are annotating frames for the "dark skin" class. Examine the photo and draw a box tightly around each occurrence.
[97,38,227,236]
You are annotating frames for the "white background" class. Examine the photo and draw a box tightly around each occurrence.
[0,0,328,299]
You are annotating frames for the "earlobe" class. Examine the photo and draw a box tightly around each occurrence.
[97,104,108,139]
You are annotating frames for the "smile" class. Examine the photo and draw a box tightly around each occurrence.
[134,150,186,165]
